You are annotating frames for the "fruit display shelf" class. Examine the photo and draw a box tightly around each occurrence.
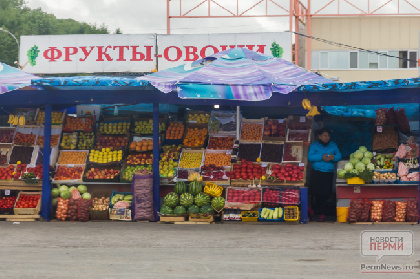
[262,163,306,186]
[13,126,39,146]
[240,118,264,142]
[63,115,95,133]
[0,127,16,144]
[224,187,262,210]
[13,191,42,215]
[286,129,311,144]
[262,119,287,142]
[207,136,235,150]
[53,165,85,183]
[57,150,89,165]
[83,164,121,183]
[35,109,66,125]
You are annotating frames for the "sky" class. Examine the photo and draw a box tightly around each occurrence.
[24,0,403,35]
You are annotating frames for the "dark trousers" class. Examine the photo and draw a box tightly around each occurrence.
[310,169,334,216]
[313,194,330,216]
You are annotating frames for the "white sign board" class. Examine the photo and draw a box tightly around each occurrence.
[19,32,291,74]
[20,34,157,74]
[157,32,291,70]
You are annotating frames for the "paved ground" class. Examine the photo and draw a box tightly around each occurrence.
[1,221,419,279]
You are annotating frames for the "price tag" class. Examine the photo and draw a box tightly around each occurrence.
[261,163,268,167]
[189,121,197,123]
[373,152,377,156]
[5,190,10,196]
[226,150,232,155]
[299,163,305,167]
[377,126,383,133]
[68,164,75,167]
[300,116,306,123]
[278,119,284,123]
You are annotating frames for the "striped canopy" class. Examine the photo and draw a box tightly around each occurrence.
[140,47,332,101]
[0,63,39,94]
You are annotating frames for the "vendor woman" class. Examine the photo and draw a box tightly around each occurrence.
[308,128,341,222]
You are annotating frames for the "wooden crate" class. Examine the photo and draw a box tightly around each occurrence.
[159,215,187,223]
[13,191,42,215]
[188,215,214,222]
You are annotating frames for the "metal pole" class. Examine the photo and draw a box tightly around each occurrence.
[307,0,312,70]
[153,103,160,221]
[300,187,308,224]
[418,103,420,224]
[167,0,171,34]
[236,106,240,140]
[40,104,52,221]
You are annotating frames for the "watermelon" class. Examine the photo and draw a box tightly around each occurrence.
[187,205,200,214]
[180,193,194,207]
[200,204,215,215]
[163,192,179,208]
[160,205,174,215]
[195,192,210,207]
[174,206,186,215]
[211,197,225,211]
[174,181,187,194]
[188,181,202,195]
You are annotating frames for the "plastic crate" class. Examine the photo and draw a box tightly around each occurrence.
[283,206,299,222]
[241,211,259,222]
[109,190,132,209]
[346,177,365,184]
[258,208,284,222]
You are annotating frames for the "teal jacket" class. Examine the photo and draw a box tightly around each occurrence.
[308,141,342,173]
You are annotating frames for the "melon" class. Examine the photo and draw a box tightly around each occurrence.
[174,206,186,215]
[163,192,179,208]
[200,204,215,215]
[187,205,200,214]
[174,181,187,194]
[180,193,194,207]
[188,181,202,195]
[211,196,225,211]
[160,205,174,215]
[194,192,210,207]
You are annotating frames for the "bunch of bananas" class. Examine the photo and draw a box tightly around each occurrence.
[188,172,202,182]
[204,183,223,197]
[8,115,25,126]
[301,99,320,117]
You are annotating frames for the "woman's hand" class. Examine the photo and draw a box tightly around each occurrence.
[323,154,335,161]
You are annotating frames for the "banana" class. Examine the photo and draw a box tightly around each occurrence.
[19,115,26,126]
[12,115,19,126]
[7,115,13,124]
[302,99,311,110]
[306,106,320,117]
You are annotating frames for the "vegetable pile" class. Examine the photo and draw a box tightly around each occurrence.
[395,201,407,222]
[372,127,398,151]
[370,201,384,222]
[406,199,419,222]
[339,146,374,182]
[382,200,396,222]
[260,207,283,220]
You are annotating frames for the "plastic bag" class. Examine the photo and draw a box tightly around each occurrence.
[382,200,396,222]
[68,199,78,221]
[358,199,371,222]
[370,201,384,222]
[77,199,92,222]
[72,188,81,200]
[56,198,69,221]
[395,201,407,222]
[348,198,363,222]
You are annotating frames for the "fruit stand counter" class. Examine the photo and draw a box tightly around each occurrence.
[0,181,42,191]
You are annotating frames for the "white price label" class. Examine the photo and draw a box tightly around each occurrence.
[5,190,10,196]
[68,164,75,167]
[226,150,232,155]
[373,152,377,156]
[300,116,306,123]
[189,121,197,123]
[377,126,383,133]
[261,163,268,167]
[278,119,284,123]
[299,163,305,167]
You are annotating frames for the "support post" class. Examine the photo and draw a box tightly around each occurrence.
[300,187,308,224]
[153,103,160,221]
[236,106,240,140]
[40,104,52,221]
[418,103,420,224]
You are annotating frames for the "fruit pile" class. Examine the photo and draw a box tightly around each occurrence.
[283,144,302,162]
[161,144,182,161]
[9,146,34,164]
[0,154,7,165]
[260,143,284,163]
[230,160,266,180]
[0,196,16,212]
[126,153,152,165]
[13,163,27,180]
[14,132,36,145]
[287,130,309,142]
[159,160,177,178]
[207,136,235,150]
[60,133,78,150]
[238,144,261,162]
[263,189,280,203]
[129,139,159,151]
[183,127,207,148]
[188,113,210,124]
[78,132,95,150]
[96,135,128,149]
[89,149,123,164]
[84,167,120,180]
[280,188,300,204]
[201,165,229,181]
[178,151,203,169]
[0,129,14,143]
[284,206,298,220]
[133,119,166,134]
[92,196,110,211]
[36,111,64,124]
[27,165,43,179]
[58,151,88,165]
[227,188,261,204]
[177,169,188,180]
[263,119,286,138]
[15,194,40,209]
[54,166,84,181]
[99,122,130,134]
[204,152,231,167]
[241,123,263,141]
[122,165,153,181]
[267,164,304,182]
[0,166,14,180]
[36,134,60,146]
[288,118,311,130]
[165,122,184,140]
[64,116,94,132]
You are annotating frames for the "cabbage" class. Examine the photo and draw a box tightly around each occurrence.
[350,169,359,175]
[68,186,76,193]
[60,190,71,199]
[77,185,88,194]
[350,153,355,159]
[366,163,375,171]
[355,162,366,172]
[58,185,69,193]
[359,146,368,153]
[51,188,59,198]
[353,151,364,160]
[52,198,58,207]
[364,152,373,159]
[82,192,91,200]
[344,162,354,171]
[337,170,347,179]
[361,157,371,165]
[349,158,360,166]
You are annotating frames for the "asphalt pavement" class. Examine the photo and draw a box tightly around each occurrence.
[0,221,419,279]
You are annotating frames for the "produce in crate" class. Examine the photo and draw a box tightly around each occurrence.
[177,169,188,180]
[123,165,153,182]
[281,188,300,204]
[211,196,225,211]
[187,205,200,214]
[161,144,182,160]
[96,135,128,149]
[88,149,123,164]
[260,208,283,219]
[60,133,78,150]
[99,122,130,134]
[0,196,16,212]
[204,152,231,167]
[0,165,14,180]
[207,136,235,150]
[130,139,159,152]
[227,188,261,203]
[183,127,207,148]
[372,127,398,151]
[77,132,95,150]
[238,143,261,162]
[188,113,210,124]
[165,122,184,140]
[178,151,203,169]
[284,207,298,220]
[188,172,202,182]
[84,168,120,180]
[283,144,302,162]
[194,192,211,206]
[372,154,394,170]
[204,183,223,197]
[92,196,110,211]
[287,130,309,142]
[58,151,88,165]
[133,119,166,134]
[127,153,153,165]
[15,194,40,208]
[263,119,286,138]
[111,193,132,205]
[201,165,228,182]
[267,164,304,182]
[200,204,215,214]
[373,172,397,180]
[243,211,258,218]
[241,123,263,141]
[37,111,64,124]
[163,192,179,208]
[36,135,60,146]
[64,116,94,131]
[263,189,280,203]
[398,162,419,182]
[230,160,266,180]
[174,206,187,215]
[160,205,174,215]
[174,181,187,194]
[14,132,36,145]
[180,193,194,207]
[0,129,14,143]
[9,146,34,164]
[260,143,283,163]
[188,181,203,195]
[54,166,84,181]
[159,160,176,178]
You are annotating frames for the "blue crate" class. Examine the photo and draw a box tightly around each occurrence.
[109,190,132,208]
[258,208,284,222]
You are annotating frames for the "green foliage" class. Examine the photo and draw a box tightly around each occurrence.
[0,0,111,66]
